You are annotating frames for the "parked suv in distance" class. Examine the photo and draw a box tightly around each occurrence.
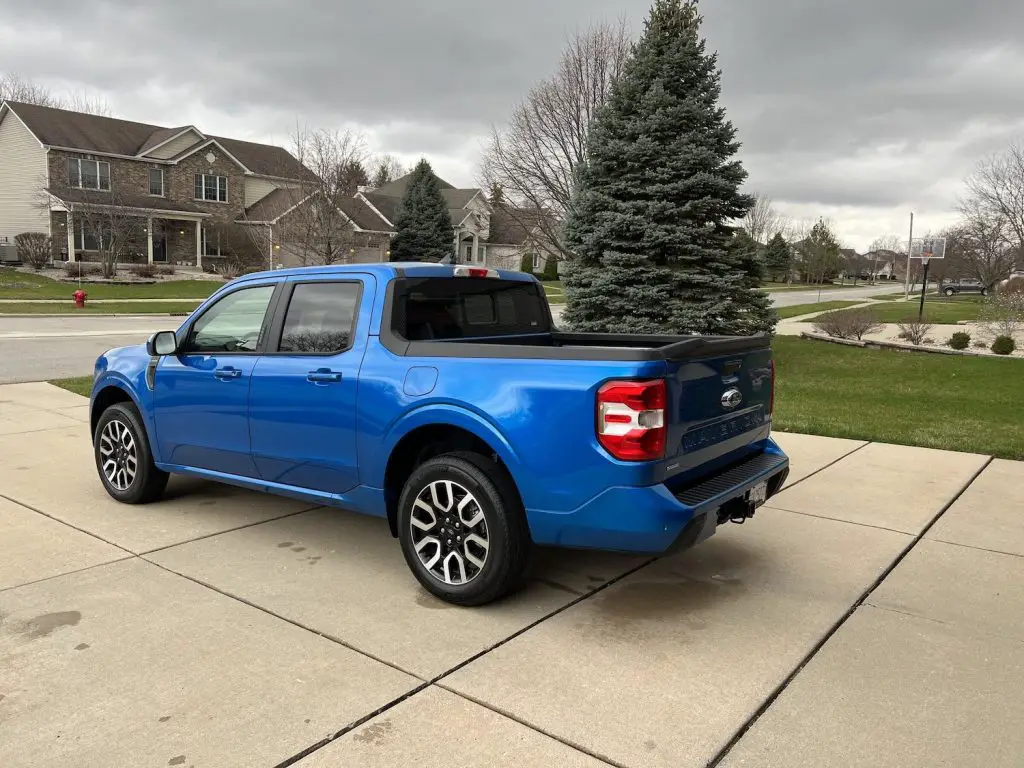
[942,278,989,296]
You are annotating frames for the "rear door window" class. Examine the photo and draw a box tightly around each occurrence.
[278,281,361,354]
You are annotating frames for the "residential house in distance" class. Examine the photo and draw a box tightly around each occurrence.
[0,99,314,268]
[333,172,557,271]
[0,99,557,272]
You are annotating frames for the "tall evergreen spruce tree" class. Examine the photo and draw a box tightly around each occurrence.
[390,159,453,262]
[764,233,792,282]
[563,0,775,335]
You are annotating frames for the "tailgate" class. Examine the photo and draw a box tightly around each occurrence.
[662,343,774,475]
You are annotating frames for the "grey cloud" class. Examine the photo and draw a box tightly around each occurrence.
[3,0,1024,248]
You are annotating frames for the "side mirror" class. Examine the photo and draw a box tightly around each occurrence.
[146,331,178,357]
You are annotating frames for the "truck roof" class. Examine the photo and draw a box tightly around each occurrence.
[234,262,539,283]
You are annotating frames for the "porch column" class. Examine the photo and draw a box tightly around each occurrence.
[66,211,76,263]
[472,232,480,263]
[453,228,460,262]
[267,224,273,270]
[147,218,154,264]
[195,220,202,270]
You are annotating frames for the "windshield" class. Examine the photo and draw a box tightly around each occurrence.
[392,277,551,340]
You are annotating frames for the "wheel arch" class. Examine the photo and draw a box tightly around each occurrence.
[381,418,524,538]
[90,381,142,440]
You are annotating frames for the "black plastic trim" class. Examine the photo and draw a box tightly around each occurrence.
[673,452,789,507]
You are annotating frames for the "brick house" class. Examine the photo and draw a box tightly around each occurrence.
[330,173,559,271]
[0,99,314,268]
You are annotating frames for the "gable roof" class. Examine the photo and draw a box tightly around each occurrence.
[373,171,456,197]
[488,207,550,246]
[2,100,311,181]
[137,126,198,155]
[240,187,311,223]
[361,192,400,226]
[339,196,393,232]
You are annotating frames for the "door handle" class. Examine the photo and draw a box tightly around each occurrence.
[214,367,242,380]
[307,369,342,384]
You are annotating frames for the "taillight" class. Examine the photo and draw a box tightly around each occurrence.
[769,358,776,415]
[596,379,667,462]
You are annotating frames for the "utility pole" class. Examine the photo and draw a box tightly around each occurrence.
[903,212,914,300]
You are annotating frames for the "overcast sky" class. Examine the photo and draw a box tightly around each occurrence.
[3,0,1023,250]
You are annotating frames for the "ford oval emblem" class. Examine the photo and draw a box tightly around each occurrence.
[721,388,743,410]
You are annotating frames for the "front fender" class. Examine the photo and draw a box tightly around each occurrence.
[90,364,157,457]
[369,402,523,488]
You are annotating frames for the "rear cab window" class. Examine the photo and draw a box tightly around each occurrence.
[276,281,361,354]
[392,277,550,341]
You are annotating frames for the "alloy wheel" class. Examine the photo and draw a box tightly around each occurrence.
[409,480,489,585]
[98,419,138,492]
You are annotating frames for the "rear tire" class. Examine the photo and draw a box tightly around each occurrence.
[397,452,532,606]
[93,402,169,505]
[945,288,955,297]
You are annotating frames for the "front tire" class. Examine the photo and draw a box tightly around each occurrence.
[397,453,532,606]
[93,402,168,504]
[945,288,955,297]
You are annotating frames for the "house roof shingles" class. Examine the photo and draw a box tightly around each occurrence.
[339,196,392,232]
[47,188,210,216]
[4,100,310,181]
[241,187,311,223]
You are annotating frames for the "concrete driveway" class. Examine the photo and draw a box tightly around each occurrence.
[1,382,1021,767]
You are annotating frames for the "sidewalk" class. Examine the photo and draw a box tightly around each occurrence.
[0,382,1020,767]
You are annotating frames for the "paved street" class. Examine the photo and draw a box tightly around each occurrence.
[0,316,174,384]
[1,382,1020,767]
[0,284,902,384]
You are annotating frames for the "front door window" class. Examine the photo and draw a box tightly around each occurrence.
[184,285,275,354]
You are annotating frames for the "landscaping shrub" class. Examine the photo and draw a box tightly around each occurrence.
[64,262,102,278]
[948,331,971,350]
[982,292,1024,339]
[812,308,882,340]
[157,265,176,276]
[519,253,533,274]
[14,232,52,270]
[130,264,157,279]
[541,255,559,281]
[973,340,988,349]
[991,335,1016,355]
[896,317,933,346]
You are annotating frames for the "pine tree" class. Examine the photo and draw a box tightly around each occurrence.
[562,0,774,336]
[764,233,792,282]
[390,159,453,262]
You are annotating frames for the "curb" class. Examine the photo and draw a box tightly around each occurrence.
[799,332,1022,359]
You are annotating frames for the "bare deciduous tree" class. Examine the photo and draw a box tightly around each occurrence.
[258,125,369,266]
[1,72,111,115]
[369,154,408,188]
[964,142,1024,255]
[478,19,632,259]
[69,195,147,278]
[14,232,52,270]
[742,193,785,245]
[947,202,1017,288]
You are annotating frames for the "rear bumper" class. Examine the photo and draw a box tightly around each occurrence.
[526,439,789,554]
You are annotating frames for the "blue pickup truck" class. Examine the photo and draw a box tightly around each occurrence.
[90,263,789,605]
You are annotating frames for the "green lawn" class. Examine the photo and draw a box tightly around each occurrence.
[801,298,985,324]
[541,280,565,304]
[0,301,200,315]
[776,301,864,319]
[51,376,93,398]
[0,269,221,299]
[772,336,1023,459]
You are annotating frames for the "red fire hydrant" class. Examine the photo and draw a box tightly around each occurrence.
[73,289,87,308]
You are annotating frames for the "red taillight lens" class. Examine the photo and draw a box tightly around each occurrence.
[467,268,489,278]
[769,358,776,415]
[596,379,667,462]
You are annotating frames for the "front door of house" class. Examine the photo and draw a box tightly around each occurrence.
[152,227,167,263]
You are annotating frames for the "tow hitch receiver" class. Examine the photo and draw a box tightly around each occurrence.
[718,481,769,525]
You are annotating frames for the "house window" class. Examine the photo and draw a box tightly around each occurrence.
[201,227,222,257]
[195,173,228,202]
[149,168,164,196]
[75,219,109,251]
[68,158,110,191]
